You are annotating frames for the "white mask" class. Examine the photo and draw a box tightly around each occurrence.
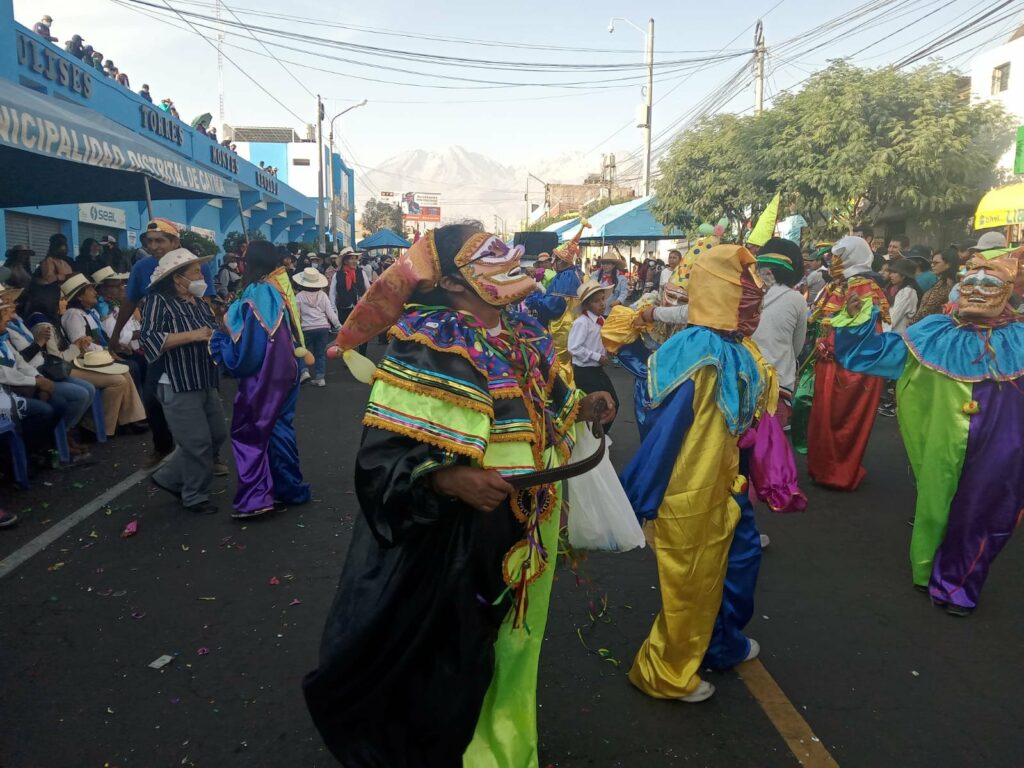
[186,278,207,297]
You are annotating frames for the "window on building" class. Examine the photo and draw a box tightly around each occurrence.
[992,62,1011,94]
[292,158,311,166]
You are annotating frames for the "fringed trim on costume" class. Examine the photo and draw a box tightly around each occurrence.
[362,411,486,463]
[370,367,495,418]
[390,329,491,378]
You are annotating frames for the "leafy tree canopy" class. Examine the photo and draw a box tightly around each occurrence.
[361,199,404,234]
[654,62,1012,240]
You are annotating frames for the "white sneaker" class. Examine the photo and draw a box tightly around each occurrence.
[744,638,760,662]
[299,370,311,384]
[312,378,326,387]
[759,533,770,548]
[679,680,715,703]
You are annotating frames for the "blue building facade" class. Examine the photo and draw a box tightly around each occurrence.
[0,1,349,261]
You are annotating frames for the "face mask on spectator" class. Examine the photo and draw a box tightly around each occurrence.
[177,274,207,297]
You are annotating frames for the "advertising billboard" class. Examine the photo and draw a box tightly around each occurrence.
[380,191,441,224]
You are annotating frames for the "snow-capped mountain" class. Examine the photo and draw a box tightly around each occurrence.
[356,145,631,230]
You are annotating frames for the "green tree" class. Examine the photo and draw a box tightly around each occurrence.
[361,199,404,233]
[179,230,219,257]
[222,230,267,255]
[654,62,1013,240]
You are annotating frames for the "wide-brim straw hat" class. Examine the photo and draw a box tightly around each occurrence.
[149,248,213,287]
[293,266,328,289]
[597,251,627,270]
[576,279,613,306]
[91,266,129,284]
[0,287,24,310]
[73,350,129,376]
[60,273,94,301]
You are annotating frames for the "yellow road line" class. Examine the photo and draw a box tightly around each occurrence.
[737,658,840,768]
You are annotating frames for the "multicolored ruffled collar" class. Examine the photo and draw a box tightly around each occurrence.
[647,326,770,435]
[391,305,555,398]
[904,312,1024,382]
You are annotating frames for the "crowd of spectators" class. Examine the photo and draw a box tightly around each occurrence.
[32,14,237,156]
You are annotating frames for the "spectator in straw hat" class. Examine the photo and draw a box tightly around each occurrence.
[293,266,339,387]
[568,279,619,431]
[19,280,145,440]
[140,248,225,515]
[591,250,629,315]
[4,244,34,289]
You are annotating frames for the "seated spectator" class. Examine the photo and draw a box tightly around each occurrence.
[139,83,153,103]
[76,238,107,278]
[92,267,144,380]
[61,273,141,388]
[4,285,96,459]
[33,15,56,42]
[64,34,85,59]
[21,280,146,439]
[4,245,34,289]
[101,236,131,274]
[37,234,73,285]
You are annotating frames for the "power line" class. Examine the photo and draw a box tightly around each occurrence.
[215,0,313,97]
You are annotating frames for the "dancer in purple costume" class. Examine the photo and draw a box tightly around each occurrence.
[211,241,311,519]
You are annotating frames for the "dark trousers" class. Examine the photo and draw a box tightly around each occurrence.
[572,364,619,433]
[142,357,174,454]
[338,307,367,356]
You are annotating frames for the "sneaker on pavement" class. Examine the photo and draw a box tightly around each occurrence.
[680,680,715,703]
[299,370,311,384]
[744,638,761,662]
[213,461,229,477]
[759,533,770,548]
[311,378,326,387]
[0,510,19,528]
[231,506,274,520]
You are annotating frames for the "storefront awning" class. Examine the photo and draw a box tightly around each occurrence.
[558,196,683,243]
[974,182,1024,230]
[0,79,238,207]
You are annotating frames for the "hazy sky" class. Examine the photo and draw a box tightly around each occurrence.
[14,0,1017,178]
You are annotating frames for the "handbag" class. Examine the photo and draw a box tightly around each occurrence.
[37,353,71,382]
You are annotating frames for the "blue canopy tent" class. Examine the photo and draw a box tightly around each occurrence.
[543,217,579,239]
[0,79,239,207]
[357,228,411,250]
[558,196,682,243]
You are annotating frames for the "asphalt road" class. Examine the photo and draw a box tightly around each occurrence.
[1,353,1023,768]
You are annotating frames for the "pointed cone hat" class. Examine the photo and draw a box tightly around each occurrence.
[747,191,781,248]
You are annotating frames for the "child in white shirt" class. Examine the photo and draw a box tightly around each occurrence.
[568,280,619,431]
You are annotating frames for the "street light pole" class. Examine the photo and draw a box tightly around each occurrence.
[754,20,766,116]
[328,99,368,249]
[525,172,548,227]
[610,16,655,196]
[316,94,325,252]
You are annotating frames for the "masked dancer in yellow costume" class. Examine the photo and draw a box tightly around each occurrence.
[304,221,615,767]
[620,243,783,702]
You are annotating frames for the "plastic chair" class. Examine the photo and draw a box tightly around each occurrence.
[91,391,107,443]
[53,420,71,464]
[0,420,30,489]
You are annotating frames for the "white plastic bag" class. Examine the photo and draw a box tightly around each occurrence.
[566,430,646,552]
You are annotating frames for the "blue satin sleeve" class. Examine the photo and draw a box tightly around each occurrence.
[209,305,269,379]
[833,308,909,380]
[614,340,653,437]
[620,379,695,523]
[525,290,567,325]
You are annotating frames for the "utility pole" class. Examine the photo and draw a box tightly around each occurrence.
[216,0,224,128]
[316,94,325,252]
[642,17,654,196]
[754,20,766,116]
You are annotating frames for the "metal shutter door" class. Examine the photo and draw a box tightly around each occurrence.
[4,212,62,269]
[79,223,120,244]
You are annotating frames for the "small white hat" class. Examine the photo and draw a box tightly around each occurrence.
[149,248,213,287]
[91,266,129,284]
[293,266,328,289]
[73,349,129,376]
[60,273,94,301]
[338,246,357,257]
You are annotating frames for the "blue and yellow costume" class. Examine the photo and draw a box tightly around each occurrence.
[621,244,778,697]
